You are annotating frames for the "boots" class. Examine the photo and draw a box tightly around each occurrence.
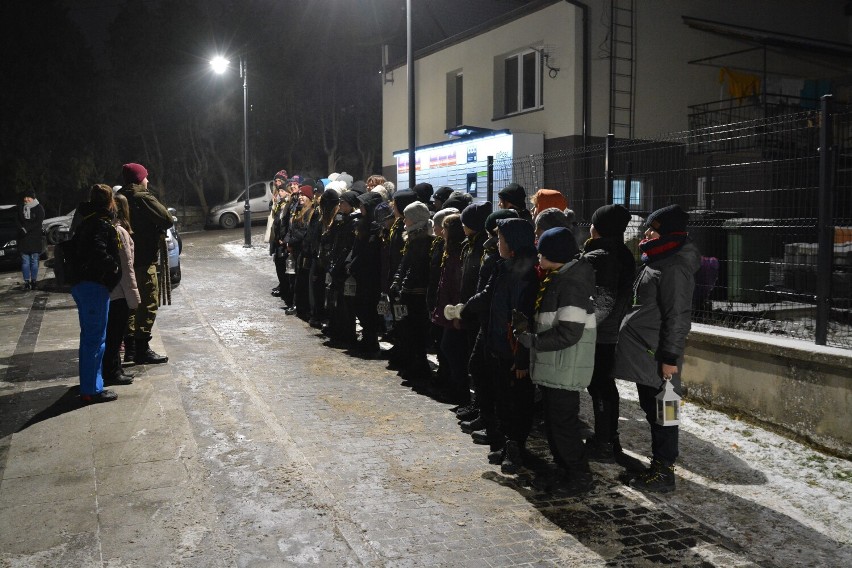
[134,338,169,364]
[123,336,136,363]
[500,440,523,475]
[630,459,675,493]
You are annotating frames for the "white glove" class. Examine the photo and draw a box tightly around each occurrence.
[443,303,465,320]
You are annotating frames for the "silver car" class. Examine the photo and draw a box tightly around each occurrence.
[42,208,75,245]
[206,181,273,229]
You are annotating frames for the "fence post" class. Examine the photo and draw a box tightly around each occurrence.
[487,155,494,205]
[605,133,614,204]
[625,160,633,210]
[815,94,834,346]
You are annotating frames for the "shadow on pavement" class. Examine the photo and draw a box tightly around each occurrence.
[0,385,81,438]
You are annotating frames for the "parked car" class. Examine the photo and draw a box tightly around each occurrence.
[206,180,273,229]
[166,208,181,285]
[42,208,75,245]
[0,204,48,270]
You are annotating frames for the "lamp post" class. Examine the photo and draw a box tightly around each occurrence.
[211,55,252,248]
[406,0,416,190]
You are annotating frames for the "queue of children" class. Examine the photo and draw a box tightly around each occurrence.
[266,169,699,496]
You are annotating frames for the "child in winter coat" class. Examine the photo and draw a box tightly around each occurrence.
[462,218,538,474]
[514,227,598,495]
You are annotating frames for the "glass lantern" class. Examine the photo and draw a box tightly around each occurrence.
[344,276,357,297]
[285,256,296,274]
[656,378,681,426]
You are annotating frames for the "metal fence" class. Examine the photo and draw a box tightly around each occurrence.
[491,97,852,349]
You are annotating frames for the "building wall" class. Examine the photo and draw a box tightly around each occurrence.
[383,0,850,178]
[684,325,852,458]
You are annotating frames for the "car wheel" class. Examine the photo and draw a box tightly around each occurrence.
[220,213,239,230]
[46,226,61,245]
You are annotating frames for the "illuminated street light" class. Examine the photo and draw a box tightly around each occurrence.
[210,54,252,248]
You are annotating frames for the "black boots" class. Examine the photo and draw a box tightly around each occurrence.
[134,338,168,364]
[501,441,523,475]
[123,336,136,363]
[630,459,676,493]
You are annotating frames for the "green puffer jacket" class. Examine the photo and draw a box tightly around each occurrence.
[529,257,597,391]
[118,184,173,268]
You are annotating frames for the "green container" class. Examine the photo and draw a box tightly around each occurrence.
[723,218,775,303]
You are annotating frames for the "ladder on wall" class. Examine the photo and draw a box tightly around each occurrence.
[608,0,636,139]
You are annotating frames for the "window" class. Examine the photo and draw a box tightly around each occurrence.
[446,70,463,129]
[498,49,541,117]
[613,179,643,209]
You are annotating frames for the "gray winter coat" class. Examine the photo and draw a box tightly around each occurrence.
[611,240,700,389]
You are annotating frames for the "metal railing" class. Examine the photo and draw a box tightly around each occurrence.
[488,95,852,349]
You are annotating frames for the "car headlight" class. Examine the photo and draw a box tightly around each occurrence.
[209,206,221,214]
[3,240,17,248]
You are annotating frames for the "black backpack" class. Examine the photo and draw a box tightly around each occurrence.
[54,235,79,287]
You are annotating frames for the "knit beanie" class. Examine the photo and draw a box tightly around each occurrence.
[496,218,535,254]
[533,189,567,212]
[460,201,493,233]
[534,208,572,233]
[441,191,472,211]
[23,188,36,199]
[320,188,340,209]
[537,227,579,264]
[274,169,288,182]
[351,180,367,195]
[337,172,354,188]
[122,163,148,185]
[383,181,396,197]
[358,190,383,211]
[498,183,527,210]
[340,190,360,207]
[374,202,394,225]
[413,182,434,203]
[371,186,389,201]
[591,204,632,238]
[646,204,688,235]
[485,208,519,234]
[392,189,417,212]
[432,207,460,230]
[433,186,453,204]
[298,184,314,199]
[288,174,302,186]
[403,201,431,233]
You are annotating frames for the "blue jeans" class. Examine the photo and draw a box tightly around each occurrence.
[21,252,39,281]
[71,281,110,395]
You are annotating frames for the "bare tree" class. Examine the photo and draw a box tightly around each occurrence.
[179,117,210,214]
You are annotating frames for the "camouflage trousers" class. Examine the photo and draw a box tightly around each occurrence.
[126,263,159,340]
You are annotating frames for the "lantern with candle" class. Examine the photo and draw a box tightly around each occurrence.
[655,377,681,426]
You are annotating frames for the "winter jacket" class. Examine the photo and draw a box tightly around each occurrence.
[426,236,445,311]
[460,230,487,302]
[391,227,431,296]
[347,219,383,298]
[16,199,45,254]
[74,208,122,290]
[583,236,637,344]
[612,240,701,388]
[528,258,597,391]
[386,217,406,288]
[118,183,172,268]
[464,251,537,367]
[430,249,462,328]
[110,224,140,308]
[329,211,357,282]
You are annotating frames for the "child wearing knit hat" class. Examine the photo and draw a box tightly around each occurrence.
[514,226,597,495]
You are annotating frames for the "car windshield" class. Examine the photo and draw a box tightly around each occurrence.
[0,207,17,228]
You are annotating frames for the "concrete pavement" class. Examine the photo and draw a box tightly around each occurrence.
[1,229,850,567]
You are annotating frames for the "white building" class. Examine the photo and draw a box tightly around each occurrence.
[381,0,852,192]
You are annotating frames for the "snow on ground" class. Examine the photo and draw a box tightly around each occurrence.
[616,380,851,564]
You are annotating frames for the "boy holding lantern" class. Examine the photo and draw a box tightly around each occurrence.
[611,205,701,493]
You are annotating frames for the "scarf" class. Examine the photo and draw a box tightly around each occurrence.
[639,233,688,264]
[535,268,557,312]
[23,199,40,219]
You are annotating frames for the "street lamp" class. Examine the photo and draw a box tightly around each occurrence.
[211,55,252,248]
